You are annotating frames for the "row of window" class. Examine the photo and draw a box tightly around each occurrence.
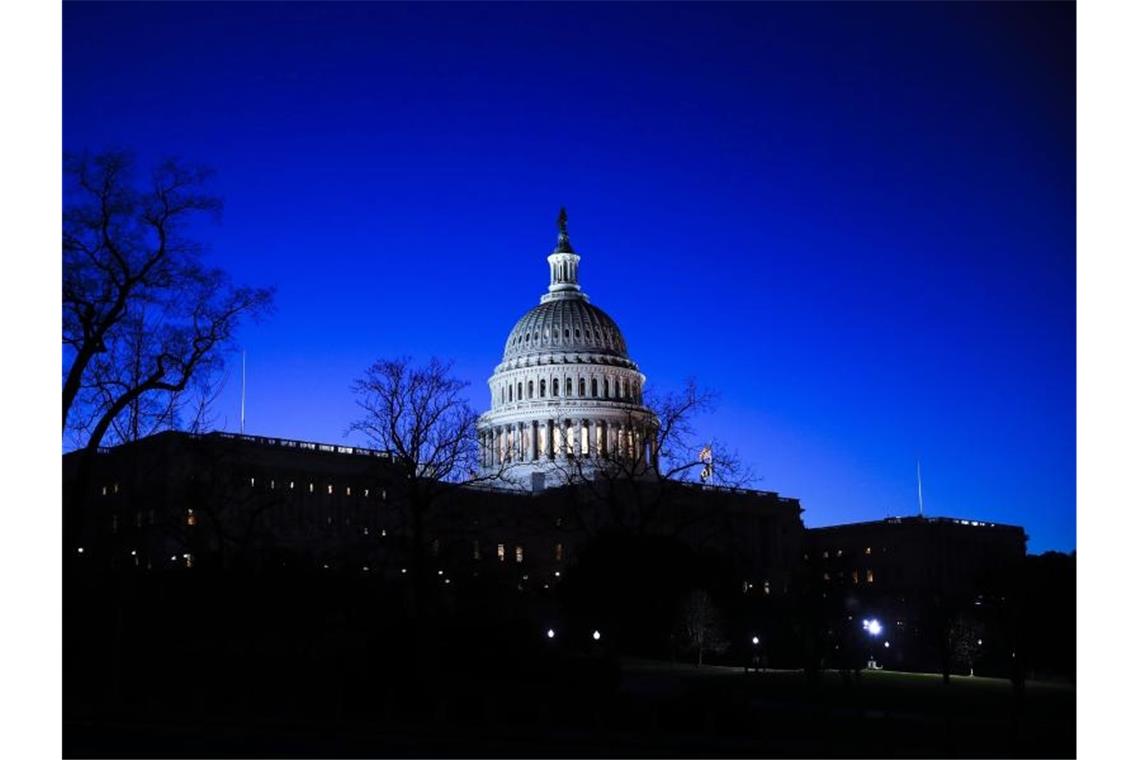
[808,546,878,561]
[247,477,387,501]
[500,375,641,404]
[822,568,876,584]
[509,324,619,350]
[478,541,563,563]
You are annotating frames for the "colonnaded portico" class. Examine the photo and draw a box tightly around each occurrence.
[477,209,657,490]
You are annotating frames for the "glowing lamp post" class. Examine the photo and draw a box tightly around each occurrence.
[862,618,883,670]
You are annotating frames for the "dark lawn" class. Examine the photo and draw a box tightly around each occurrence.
[65,658,1075,758]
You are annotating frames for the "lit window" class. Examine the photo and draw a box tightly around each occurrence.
[309,483,314,493]
[823,550,829,559]
[346,486,351,496]
[270,480,276,489]
[866,569,874,583]
[554,543,563,561]
[327,484,334,495]
[515,545,524,563]
[290,481,295,490]
[473,540,481,560]
[364,489,369,497]
[497,543,506,561]
[101,486,107,496]
[852,570,859,584]
[250,477,256,488]
[113,483,119,494]
[865,546,872,555]
[763,580,771,595]
[183,553,193,569]
[186,509,197,527]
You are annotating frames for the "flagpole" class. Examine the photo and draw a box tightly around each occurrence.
[240,350,246,435]
[917,459,925,517]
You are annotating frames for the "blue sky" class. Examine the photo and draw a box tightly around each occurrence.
[63,1,1075,552]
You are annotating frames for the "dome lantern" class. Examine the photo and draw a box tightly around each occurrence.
[544,207,584,302]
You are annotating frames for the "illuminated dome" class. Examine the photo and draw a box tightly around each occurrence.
[502,299,630,365]
[477,209,656,490]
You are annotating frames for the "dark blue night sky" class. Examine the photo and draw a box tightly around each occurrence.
[63,2,1075,552]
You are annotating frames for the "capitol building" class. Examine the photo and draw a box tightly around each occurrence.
[477,210,657,490]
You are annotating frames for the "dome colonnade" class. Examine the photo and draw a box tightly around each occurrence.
[477,210,658,488]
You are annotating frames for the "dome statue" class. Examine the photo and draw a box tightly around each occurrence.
[477,210,658,491]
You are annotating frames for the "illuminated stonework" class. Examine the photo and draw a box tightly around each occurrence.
[477,210,656,490]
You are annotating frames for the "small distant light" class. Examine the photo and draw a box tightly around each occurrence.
[130,550,137,556]
[170,555,177,561]
[363,566,370,572]
[400,568,407,574]
[438,570,444,576]
[752,636,760,646]
[444,578,450,584]
[592,630,601,641]
[554,571,561,577]
[884,641,891,648]
[547,628,556,639]
[77,547,84,554]
[978,638,983,646]
[323,564,329,569]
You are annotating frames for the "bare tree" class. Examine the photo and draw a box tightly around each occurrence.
[349,357,514,613]
[948,614,985,678]
[63,150,273,451]
[552,378,754,536]
[673,589,729,666]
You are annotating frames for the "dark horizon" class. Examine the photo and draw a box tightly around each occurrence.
[63,1,1075,553]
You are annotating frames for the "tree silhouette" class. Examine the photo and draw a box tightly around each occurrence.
[63,150,273,451]
[349,356,514,615]
[551,378,753,536]
[673,589,729,666]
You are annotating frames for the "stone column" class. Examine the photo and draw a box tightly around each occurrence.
[530,420,538,461]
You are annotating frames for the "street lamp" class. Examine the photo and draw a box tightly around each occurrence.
[861,618,883,670]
